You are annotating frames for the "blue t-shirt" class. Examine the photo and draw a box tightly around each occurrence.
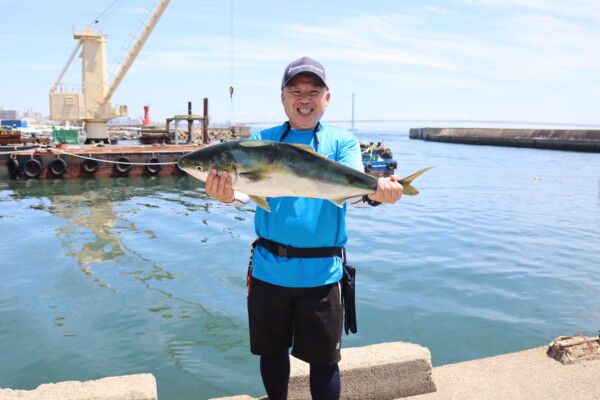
[249,123,362,287]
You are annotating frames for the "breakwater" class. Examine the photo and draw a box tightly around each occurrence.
[409,128,600,152]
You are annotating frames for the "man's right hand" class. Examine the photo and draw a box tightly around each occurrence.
[205,169,235,203]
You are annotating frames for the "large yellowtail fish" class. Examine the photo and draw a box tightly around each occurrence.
[178,140,433,212]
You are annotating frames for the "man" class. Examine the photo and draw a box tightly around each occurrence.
[205,57,403,400]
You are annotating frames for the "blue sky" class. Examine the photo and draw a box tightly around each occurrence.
[1,0,599,130]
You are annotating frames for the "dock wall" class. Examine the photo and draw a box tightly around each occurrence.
[212,341,436,400]
[409,128,600,152]
[3,335,599,400]
[0,374,157,400]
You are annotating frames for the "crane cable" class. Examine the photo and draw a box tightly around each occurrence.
[89,0,128,26]
[229,0,235,126]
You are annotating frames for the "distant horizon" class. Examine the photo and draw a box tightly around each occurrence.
[4,112,599,133]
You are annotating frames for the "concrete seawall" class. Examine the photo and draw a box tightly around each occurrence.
[3,336,598,400]
[409,127,600,152]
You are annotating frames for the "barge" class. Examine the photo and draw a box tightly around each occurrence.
[2,143,205,180]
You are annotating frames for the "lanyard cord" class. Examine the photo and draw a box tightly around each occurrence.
[280,121,321,150]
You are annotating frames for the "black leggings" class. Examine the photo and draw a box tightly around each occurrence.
[260,351,341,400]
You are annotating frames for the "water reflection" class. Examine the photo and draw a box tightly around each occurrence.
[3,177,253,398]
[6,177,248,329]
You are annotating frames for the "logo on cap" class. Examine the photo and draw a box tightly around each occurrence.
[281,57,328,90]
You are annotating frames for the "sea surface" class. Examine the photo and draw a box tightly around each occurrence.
[1,131,599,399]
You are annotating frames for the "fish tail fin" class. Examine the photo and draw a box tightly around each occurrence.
[402,183,420,196]
[399,167,434,185]
[398,167,434,195]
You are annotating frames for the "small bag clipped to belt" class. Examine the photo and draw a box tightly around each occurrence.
[341,247,357,335]
[250,237,357,335]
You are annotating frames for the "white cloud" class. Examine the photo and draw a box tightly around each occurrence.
[459,0,600,21]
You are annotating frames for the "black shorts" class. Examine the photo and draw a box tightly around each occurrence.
[247,277,343,366]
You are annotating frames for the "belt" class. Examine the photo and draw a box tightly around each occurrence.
[255,237,343,259]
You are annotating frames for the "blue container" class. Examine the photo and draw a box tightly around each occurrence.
[0,120,27,128]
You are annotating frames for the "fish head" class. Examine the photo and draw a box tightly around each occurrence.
[178,142,239,183]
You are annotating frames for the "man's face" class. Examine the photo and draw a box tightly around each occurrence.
[281,74,330,130]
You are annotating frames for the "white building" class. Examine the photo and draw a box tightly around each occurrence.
[0,108,20,120]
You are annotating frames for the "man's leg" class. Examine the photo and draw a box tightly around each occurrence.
[260,350,291,400]
[309,363,341,400]
[248,278,294,399]
[292,282,343,400]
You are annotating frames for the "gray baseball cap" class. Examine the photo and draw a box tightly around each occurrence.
[281,56,329,90]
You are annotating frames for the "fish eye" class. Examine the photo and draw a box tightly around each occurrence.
[196,166,203,171]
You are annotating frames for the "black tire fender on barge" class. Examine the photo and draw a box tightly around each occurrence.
[49,158,68,177]
[24,158,42,179]
[7,157,19,179]
[114,157,132,174]
[145,156,161,174]
[81,158,100,174]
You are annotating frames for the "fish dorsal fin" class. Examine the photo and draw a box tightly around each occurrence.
[288,143,318,154]
[239,140,272,148]
[240,140,320,156]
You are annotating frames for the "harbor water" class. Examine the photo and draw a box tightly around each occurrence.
[1,131,599,399]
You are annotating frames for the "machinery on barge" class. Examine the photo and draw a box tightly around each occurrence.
[1,0,398,180]
[0,0,207,180]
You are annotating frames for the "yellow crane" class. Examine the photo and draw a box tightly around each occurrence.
[49,0,171,143]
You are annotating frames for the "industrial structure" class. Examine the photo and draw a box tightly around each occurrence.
[49,0,171,143]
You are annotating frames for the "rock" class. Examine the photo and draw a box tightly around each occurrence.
[547,334,600,364]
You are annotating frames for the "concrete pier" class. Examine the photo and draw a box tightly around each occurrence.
[212,341,436,400]
[288,342,436,400]
[409,127,600,152]
[0,374,157,400]
[4,337,599,400]
[406,345,600,400]
[213,336,600,400]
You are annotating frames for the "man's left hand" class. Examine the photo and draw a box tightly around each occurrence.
[368,176,403,204]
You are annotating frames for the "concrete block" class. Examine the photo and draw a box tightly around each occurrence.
[289,341,436,400]
[0,374,157,400]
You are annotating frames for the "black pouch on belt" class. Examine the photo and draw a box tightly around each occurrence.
[341,247,357,335]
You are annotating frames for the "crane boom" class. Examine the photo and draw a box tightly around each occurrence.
[50,42,82,94]
[98,0,171,113]
[50,0,171,142]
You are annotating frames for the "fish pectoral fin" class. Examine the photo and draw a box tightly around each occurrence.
[399,166,434,185]
[249,195,271,212]
[239,140,271,147]
[402,184,420,196]
[328,198,348,208]
[239,171,265,182]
